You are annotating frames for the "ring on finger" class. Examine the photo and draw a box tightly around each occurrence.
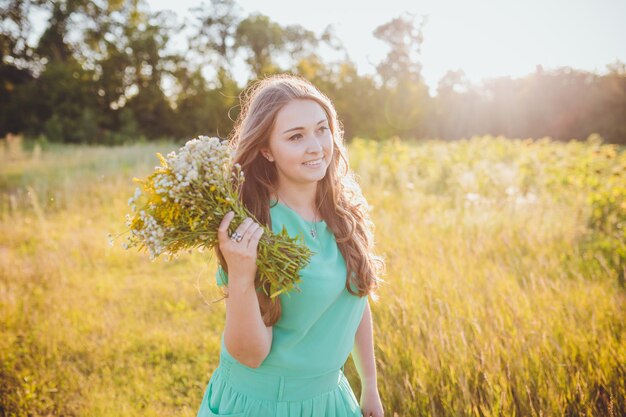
[234,219,254,243]
[230,231,241,242]
[243,224,260,244]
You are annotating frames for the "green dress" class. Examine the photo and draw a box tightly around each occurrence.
[196,200,368,417]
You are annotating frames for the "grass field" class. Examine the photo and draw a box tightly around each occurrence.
[1,134,625,416]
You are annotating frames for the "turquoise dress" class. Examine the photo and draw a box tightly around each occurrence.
[196,200,368,417]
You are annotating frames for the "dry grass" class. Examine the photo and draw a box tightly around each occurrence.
[1,136,624,416]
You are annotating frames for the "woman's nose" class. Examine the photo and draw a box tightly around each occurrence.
[307,135,324,153]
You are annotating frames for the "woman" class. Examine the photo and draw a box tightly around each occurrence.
[196,74,385,417]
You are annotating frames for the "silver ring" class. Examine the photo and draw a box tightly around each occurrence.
[230,231,241,242]
[235,233,244,242]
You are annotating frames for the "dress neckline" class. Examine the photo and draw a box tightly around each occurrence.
[269,199,326,225]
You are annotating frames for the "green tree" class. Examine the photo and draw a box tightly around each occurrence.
[122,10,179,139]
[30,60,101,143]
[373,12,427,87]
[1,0,48,136]
[235,13,285,78]
[188,0,242,73]
[235,13,319,81]
[174,67,239,139]
[373,13,431,138]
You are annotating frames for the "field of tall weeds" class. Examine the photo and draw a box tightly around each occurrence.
[1,134,624,416]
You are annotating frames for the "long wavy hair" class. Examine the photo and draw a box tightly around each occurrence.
[216,73,385,326]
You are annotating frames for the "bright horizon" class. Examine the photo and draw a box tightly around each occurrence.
[147,0,625,94]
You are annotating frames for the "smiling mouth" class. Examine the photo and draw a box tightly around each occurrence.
[302,157,323,166]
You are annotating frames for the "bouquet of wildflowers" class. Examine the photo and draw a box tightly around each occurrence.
[112,136,313,298]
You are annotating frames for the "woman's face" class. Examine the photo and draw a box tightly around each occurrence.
[262,98,334,187]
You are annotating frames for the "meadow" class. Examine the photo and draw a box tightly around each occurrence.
[1,134,624,416]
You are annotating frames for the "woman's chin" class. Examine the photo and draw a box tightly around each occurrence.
[297,171,327,184]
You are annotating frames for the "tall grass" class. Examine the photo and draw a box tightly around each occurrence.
[1,135,624,416]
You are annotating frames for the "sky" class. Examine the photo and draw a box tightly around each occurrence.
[146,0,626,94]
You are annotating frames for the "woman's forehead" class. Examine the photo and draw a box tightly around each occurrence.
[274,99,328,128]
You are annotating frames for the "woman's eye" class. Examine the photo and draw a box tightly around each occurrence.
[289,127,328,141]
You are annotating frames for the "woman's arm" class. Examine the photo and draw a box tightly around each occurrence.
[352,298,384,416]
[224,279,273,368]
[352,298,378,387]
[217,213,272,369]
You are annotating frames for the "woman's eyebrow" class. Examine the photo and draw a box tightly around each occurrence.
[282,119,327,134]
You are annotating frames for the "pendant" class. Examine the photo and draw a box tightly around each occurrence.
[310,227,317,239]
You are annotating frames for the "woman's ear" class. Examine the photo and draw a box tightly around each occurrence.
[261,148,274,162]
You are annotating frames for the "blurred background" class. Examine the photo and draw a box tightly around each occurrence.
[1,0,625,145]
[1,1,625,417]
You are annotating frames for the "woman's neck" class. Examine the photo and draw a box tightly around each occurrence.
[271,182,319,220]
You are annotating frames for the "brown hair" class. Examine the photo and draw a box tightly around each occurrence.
[216,73,385,326]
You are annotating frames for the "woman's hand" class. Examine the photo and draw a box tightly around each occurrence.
[217,211,265,288]
[360,384,384,417]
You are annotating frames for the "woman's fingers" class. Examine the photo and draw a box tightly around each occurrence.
[241,223,258,247]
[217,211,235,245]
[247,224,264,249]
[216,213,263,280]
[235,217,254,238]
[218,213,263,252]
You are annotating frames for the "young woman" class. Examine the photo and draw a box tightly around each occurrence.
[196,74,385,417]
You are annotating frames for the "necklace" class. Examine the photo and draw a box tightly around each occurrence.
[276,195,319,240]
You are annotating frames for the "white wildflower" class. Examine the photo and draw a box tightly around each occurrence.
[465,192,480,203]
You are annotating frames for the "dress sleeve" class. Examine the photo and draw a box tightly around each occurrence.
[216,264,229,287]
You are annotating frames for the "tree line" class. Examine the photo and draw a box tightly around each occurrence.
[1,0,625,144]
